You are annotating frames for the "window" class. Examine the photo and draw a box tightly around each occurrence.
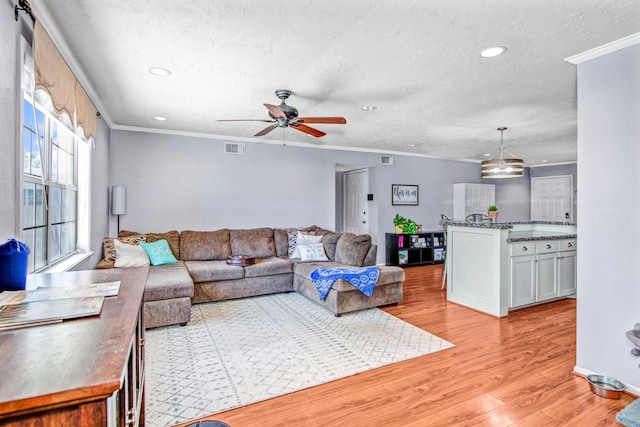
[19,35,92,273]
[22,98,79,273]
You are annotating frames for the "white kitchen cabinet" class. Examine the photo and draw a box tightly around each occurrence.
[536,252,558,301]
[453,183,495,221]
[557,239,577,296]
[510,253,536,307]
[510,239,576,308]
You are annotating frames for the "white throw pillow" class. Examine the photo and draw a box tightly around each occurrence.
[290,231,323,259]
[114,239,150,268]
[298,243,329,262]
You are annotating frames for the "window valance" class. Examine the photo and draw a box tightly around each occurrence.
[34,21,97,139]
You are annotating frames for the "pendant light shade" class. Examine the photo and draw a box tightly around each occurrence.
[481,127,524,179]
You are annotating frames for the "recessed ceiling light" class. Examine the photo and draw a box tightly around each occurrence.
[149,67,172,76]
[480,46,507,58]
[407,143,416,147]
[483,153,492,157]
[154,116,168,121]
[361,106,378,112]
[541,159,549,163]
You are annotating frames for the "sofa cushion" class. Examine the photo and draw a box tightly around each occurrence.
[145,230,180,259]
[319,232,342,261]
[273,228,290,257]
[335,233,372,267]
[298,243,329,262]
[140,239,178,266]
[103,234,146,261]
[244,257,294,278]
[230,228,276,258]
[180,229,230,261]
[114,239,150,268]
[284,226,319,257]
[290,231,322,259]
[144,261,194,301]
[294,261,344,278]
[184,260,244,282]
[294,263,404,290]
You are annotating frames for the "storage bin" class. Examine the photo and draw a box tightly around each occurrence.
[0,239,30,291]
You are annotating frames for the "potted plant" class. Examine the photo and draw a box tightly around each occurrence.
[487,204,499,220]
[393,214,418,234]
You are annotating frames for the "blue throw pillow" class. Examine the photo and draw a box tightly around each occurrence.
[139,239,178,266]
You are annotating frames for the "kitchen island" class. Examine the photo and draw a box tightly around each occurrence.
[445,221,576,317]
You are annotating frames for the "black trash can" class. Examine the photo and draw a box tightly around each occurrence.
[0,239,30,291]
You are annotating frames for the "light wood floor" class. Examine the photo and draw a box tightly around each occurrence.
[177,264,634,426]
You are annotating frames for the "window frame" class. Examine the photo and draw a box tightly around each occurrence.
[18,36,92,274]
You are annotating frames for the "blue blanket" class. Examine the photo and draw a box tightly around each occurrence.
[310,267,380,301]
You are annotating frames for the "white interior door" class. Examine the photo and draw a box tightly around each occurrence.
[531,175,573,221]
[343,169,368,234]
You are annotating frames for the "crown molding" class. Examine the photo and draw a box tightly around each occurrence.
[565,32,640,64]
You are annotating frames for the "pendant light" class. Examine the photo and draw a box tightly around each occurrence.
[481,127,524,179]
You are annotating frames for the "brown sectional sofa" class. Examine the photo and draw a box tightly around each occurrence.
[97,226,405,328]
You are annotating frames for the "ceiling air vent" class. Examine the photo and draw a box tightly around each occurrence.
[380,155,394,165]
[224,142,245,155]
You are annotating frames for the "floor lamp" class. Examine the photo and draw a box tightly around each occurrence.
[111,186,126,233]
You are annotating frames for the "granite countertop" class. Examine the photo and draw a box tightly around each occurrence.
[507,231,577,243]
[443,221,577,242]
[444,221,513,229]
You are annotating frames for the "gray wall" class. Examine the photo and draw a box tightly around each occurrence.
[575,43,639,394]
[489,172,531,222]
[110,130,522,263]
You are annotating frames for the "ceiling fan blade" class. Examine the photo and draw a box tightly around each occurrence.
[217,119,275,122]
[254,124,279,137]
[291,123,326,138]
[263,103,287,119]
[295,117,347,124]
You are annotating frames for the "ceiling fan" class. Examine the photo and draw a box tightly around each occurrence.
[217,89,346,138]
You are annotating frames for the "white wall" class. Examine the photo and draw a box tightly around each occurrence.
[0,3,30,242]
[575,43,640,393]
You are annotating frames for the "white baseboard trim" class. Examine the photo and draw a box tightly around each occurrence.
[574,365,640,396]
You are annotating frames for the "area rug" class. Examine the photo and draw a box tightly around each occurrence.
[145,292,455,427]
[617,398,640,427]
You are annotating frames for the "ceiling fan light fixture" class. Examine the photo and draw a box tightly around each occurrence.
[148,67,172,76]
[481,127,524,179]
[480,46,507,58]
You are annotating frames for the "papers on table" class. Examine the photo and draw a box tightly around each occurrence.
[0,281,120,305]
[0,281,120,330]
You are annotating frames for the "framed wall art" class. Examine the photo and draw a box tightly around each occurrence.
[392,184,419,206]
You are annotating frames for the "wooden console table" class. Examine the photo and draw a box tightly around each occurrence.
[0,267,148,426]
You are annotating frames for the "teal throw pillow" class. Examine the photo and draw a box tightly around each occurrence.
[139,239,178,266]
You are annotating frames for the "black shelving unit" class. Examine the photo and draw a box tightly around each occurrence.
[385,231,446,267]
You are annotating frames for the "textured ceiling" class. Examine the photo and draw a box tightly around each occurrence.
[31,1,640,165]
